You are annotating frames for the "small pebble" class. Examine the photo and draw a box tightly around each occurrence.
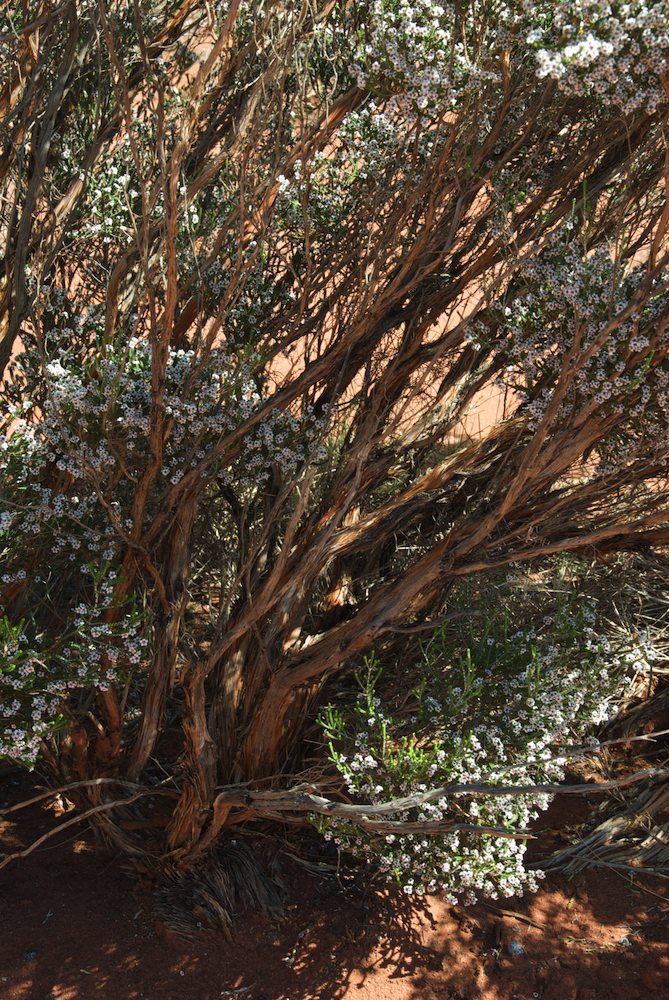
[507,939,525,957]
[619,936,632,948]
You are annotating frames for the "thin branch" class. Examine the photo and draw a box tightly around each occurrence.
[0,791,153,870]
[0,778,177,818]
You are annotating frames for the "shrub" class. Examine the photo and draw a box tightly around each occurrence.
[0,0,667,916]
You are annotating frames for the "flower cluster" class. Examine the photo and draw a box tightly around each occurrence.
[487,228,669,468]
[335,104,408,182]
[0,564,143,766]
[79,136,145,248]
[1,333,327,583]
[2,318,327,524]
[352,1,501,114]
[352,1,667,118]
[0,317,329,764]
[314,601,647,903]
[272,101,446,264]
[529,0,668,114]
[204,244,285,345]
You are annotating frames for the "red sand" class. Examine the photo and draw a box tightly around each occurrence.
[1,772,668,1000]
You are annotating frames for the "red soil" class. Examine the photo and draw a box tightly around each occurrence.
[1,772,668,1000]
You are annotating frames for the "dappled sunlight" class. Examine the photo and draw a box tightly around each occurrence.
[2,773,668,1000]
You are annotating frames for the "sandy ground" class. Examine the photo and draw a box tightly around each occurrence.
[1,771,668,1000]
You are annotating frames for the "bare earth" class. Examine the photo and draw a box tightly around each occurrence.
[1,771,668,1000]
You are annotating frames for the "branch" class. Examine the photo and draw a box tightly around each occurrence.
[208,768,669,839]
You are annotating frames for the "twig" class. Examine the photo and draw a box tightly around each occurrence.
[0,791,152,871]
[387,608,483,632]
[0,777,176,818]
[482,902,545,929]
